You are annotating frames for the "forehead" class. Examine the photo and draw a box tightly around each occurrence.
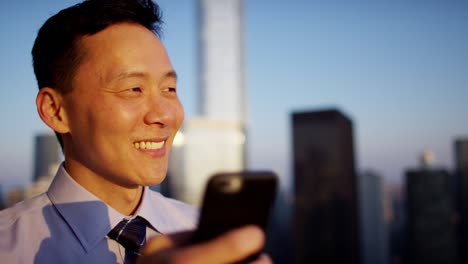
[75,22,173,83]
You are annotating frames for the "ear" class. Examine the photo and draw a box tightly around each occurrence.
[36,88,70,134]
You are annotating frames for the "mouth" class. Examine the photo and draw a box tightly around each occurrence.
[132,140,165,150]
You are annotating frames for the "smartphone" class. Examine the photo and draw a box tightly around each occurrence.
[191,171,278,262]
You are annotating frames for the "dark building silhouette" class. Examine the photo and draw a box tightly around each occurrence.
[264,190,292,264]
[405,168,460,264]
[33,134,60,182]
[0,185,4,210]
[292,109,360,264]
[388,187,408,264]
[455,138,468,263]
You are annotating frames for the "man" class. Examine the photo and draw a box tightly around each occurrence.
[0,0,270,263]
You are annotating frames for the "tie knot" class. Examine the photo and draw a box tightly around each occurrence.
[108,216,148,254]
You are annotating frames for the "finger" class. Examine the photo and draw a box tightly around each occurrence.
[167,230,195,246]
[170,225,265,264]
[142,230,195,255]
[248,253,272,264]
[141,234,175,255]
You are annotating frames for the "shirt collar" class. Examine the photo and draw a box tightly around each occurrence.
[46,164,148,252]
[133,186,158,231]
[137,189,198,234]
[47,164,196,252]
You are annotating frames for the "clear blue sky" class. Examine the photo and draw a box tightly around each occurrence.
[1,0,467,193]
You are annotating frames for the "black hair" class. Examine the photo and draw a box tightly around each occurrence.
[31,0,163,148]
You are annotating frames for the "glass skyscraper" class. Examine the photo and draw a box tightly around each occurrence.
[292,109,360,264]
[169,0,246,206]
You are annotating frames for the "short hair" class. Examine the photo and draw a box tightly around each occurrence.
[31,0,163,148]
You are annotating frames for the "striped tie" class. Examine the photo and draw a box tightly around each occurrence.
[108,216,148,264]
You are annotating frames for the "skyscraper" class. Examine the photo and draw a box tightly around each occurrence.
[292,109,360,264]
[405,167,460,263]
[455,138,468,263]
[358,171,389,264]
[33,134,59,182]
[0,185,4,210]
[197,0,245,122]
[168,0,246,206]
[264,190,292,264]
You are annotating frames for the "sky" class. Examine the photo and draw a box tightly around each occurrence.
[0,0,467,194]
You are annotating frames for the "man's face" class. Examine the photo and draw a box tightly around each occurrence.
[62,22,184,188]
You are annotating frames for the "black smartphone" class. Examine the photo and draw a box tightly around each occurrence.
[191,171,278,262]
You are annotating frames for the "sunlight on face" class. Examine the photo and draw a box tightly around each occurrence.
[62,23,184,191]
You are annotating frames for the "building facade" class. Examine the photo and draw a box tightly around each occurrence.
[405,168,460,263]
[358,171,389,264]
[167,0,246,206]
[455,138,468,263]
[33,134,59,182]
[292,109,360,264]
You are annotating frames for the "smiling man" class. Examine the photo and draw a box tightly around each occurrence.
[0,0,268,263]
[48,22,183,216]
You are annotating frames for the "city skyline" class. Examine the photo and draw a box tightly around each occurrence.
[1,0,468,193]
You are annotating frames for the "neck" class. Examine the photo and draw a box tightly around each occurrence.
[64,159,144,216]
[103,185,144,216]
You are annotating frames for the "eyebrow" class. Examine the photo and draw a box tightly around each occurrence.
[110,70,178,82]
[163,70,178,81]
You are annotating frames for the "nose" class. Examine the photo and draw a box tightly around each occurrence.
[143,96,172,127]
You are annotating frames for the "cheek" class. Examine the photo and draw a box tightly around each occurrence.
[67,101,96,135]
[173,101,184,129]
[93,100,142,133]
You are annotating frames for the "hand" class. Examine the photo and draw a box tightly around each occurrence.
[137,225,272,264]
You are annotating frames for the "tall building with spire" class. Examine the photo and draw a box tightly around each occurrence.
[197,0,245,122]
[168,0,246,206]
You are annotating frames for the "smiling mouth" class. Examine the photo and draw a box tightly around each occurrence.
[133,141,165,150]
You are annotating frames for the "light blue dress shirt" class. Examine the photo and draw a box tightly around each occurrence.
[0,165,198,263]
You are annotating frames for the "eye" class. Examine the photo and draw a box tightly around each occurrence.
[129,87,142,93]
[164,87,177,93]
[116,87,143,98]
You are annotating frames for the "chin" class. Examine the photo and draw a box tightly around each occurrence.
[140,174,167,186]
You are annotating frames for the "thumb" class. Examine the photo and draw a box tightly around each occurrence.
[141,234,175,255]
[141,230,194,255]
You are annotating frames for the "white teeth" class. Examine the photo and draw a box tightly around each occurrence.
[133,141,164,150]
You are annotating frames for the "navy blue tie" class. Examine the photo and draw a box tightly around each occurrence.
[108,216,148,264]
